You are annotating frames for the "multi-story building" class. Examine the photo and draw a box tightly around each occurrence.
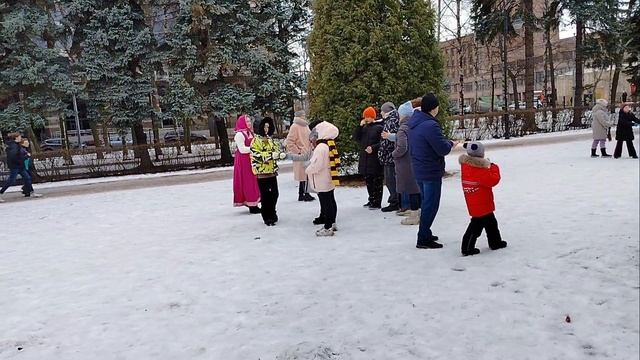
[439,0,632,112]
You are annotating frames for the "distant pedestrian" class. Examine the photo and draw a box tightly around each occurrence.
[19,139,33,196]
[378,102,401,212]
[459,141,507,256]
[250,117,287,226]
[0,133,41,202]
[392,101,422,225]
[286,110,315,202]
[622,91,628,103]
[614,104,640,159]
[354,106,384,209]
[233,115,261,213]
[408,93,456,249]
[591,99,613,158]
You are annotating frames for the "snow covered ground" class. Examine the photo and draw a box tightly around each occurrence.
[1,138,638,360]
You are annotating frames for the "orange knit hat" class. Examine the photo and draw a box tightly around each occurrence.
[362,106,377,119]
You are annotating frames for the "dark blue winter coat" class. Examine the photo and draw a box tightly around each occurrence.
[408,111,453,181]
[5,141,25,170]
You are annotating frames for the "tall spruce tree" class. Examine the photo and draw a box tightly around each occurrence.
[308,0,446,160]
[0,0,71,150]
[78,0,157,170]
[622,0,639,103]
[162,0,308,163]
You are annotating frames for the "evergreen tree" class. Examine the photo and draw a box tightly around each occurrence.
[78,0,157,169]
[308,0,447,161]
[623,0,639,101]
[581,0,636,111]
[163,0,309,162]
[0,0,71,149]
[159,75,202,154]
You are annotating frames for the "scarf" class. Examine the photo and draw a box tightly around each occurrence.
[318,139,341,186]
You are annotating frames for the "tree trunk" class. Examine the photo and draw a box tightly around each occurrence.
[89,121,104,159]
[544,2,558,124]
[491,68,495,111]
[184,118,192,154]
[59,114,73,165]
[490,47,495,111]
[457,0,464,127]
[101,121,111,154]
[609,65,621,113]
[132,122,153,171]
[26,125,40,154]
[214,115,232,164]
[523,0,534,112]
[173,123,182,156]
[151,113,162,159]
[509,70,520,110]
[572,18,585,126]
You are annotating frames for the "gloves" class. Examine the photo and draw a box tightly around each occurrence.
[272,151,287,160]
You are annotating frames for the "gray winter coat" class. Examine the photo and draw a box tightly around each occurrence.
[392,118,420,194]
[592,100,612,140]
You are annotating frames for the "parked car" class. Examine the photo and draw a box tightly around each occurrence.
[449,104,473,115]
[163,131,208,143]
[108,136,133,149]
[40,138,86,152]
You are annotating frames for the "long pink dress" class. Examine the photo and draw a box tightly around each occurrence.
[233,116,261,207]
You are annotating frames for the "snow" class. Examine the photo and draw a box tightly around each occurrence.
[1,138,638,359]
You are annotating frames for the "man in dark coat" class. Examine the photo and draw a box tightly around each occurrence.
[354,106,384,209]
[614,104,640,158]
[0,133,40,202]
[408,93,457,249]
[378,102,401,212]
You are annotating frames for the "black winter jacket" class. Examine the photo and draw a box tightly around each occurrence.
[353,121,384,176]
[616,111,640,141]
[5,141,24,170]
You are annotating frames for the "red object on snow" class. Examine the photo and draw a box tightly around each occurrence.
[631,83,637,96]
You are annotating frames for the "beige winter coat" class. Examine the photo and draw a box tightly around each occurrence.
[286,117,312,181]
[592,99,612,140]
[306,122,339,193]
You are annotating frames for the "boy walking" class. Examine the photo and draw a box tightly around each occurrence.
[459,142,507,256]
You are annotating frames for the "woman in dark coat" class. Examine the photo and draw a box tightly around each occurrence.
[353,106,384,209]
[393,101,422,225]
[614,104,640,159]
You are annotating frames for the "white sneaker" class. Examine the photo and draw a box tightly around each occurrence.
[316,228,335,237]
[331,223,338,231]
[29,193,43,198]
[0,195,4,203]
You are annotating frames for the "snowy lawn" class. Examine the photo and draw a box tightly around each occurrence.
[1,138,638,360]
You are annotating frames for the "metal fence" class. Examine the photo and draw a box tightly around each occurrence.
[1,106,638,184]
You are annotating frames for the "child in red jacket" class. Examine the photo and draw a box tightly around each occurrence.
[459,142,507,256]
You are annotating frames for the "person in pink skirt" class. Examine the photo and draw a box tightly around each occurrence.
[233,114,261,214]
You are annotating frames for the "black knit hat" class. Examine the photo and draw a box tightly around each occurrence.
[421,93,439,113]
